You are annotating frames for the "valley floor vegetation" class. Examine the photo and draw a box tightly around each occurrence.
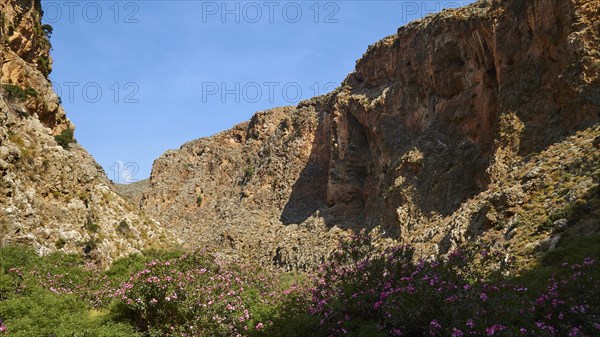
[0,234,598,337]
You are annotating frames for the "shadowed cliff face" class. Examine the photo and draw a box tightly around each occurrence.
[141,0,599,270]
[323,0,598,226]
[0,0,178,265]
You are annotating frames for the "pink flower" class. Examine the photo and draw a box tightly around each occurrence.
[452,328,464,337]
[0,324,6,333]
[583,258,595,266]
[568,327,581,337]
[255,322,264,330]
[485,324,505,336]
[480,293,488,302]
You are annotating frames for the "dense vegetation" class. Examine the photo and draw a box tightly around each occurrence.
[2,85,38,102]
[0,234,598,336]
[54,127,75,149]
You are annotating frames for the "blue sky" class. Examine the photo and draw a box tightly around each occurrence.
[43,0,473,183]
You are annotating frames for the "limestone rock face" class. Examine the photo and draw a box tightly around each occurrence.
[140,0,599,269]
[141,106,342,270]
[0,0,178,265]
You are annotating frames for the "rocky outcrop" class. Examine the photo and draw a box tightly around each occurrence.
[141,107,343,269]
[0,0,178,265]
[140,0,599,270]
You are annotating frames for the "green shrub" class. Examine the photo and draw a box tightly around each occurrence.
[85,219,99,233]
[103,250,186,285]
[37,56,51,75]
[518,233,600,293]
[541,233,600,267]
[82,239,98,256]
[249,287,318,337]
[117,220,130,235]
[243,167,255,184]
[0,270,24,301]
[54,128,75,149]
[102,254,148,285]
[0,246,91,300]
[541,198,592,232]
[0,289,138,337]
[2,84,37,101]
[0,245,39,273]
[55,238,66,249]
[41,23,53,37]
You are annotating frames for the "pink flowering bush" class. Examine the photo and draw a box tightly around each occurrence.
[0,233,598,337]
[107,252,283,337]
[307,234,600,337]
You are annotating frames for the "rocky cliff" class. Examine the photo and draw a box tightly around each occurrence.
[139,0,599,270]
[0,0,178,265]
